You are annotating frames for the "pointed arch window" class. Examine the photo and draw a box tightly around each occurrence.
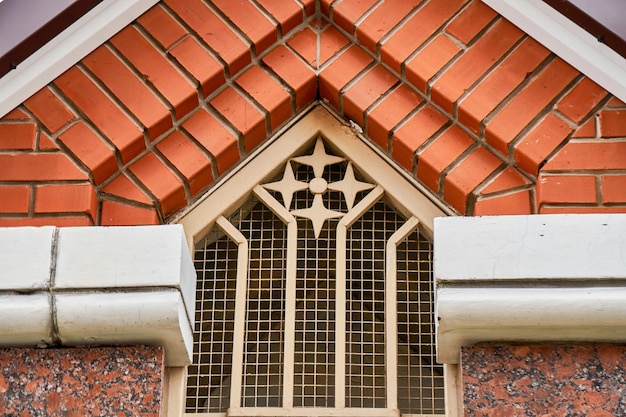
[177,106,453,417]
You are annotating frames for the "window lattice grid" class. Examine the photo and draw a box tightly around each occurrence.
[233,201,288,408]
[291,160,342,408]
[186,234,238,413]
[397,232,445,415]
[294,217,337,407]
[345,201,406,408]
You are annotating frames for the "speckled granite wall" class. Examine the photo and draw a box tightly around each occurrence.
[0,346,163,416]
[462,345,626,416]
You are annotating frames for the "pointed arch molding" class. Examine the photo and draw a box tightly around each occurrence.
[175,105,451,249]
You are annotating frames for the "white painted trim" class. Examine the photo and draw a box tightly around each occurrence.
[0,293,51,347]
[56,290,193,366]
[434,214,626,364]
[252,185,298,408]
[385,217,419,410]
[216,216,249,410]
[0,224,196,367]
[437,286,626,364]
[0,0,158,119]
[225,408,401,416]
[482,0,626,103]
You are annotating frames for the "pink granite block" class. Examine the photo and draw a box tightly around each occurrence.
[0,346,163,416]
[462,345,626,416]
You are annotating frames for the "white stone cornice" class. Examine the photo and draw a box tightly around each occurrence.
[435,214,626,364]
[0,224,195,366]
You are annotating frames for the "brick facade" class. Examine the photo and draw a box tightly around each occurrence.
[1,1,625,416]
[0,0,623,226]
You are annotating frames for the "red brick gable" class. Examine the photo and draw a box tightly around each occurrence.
[0,0,624,226]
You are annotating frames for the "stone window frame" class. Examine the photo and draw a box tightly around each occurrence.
[166,103,461,417]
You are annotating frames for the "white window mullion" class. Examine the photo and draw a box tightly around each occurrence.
[336,186,384,408]
[386,216,419,410]
[335,224,347,409]
[215,216,249,411]
[253,185,298,409]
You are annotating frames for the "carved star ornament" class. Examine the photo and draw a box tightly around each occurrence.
[262,138,375,238]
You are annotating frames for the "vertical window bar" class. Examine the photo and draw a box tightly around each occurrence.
[216,216,249,411]
[337,186,384,408]
[386,217,419,410]
[253,185,298,409]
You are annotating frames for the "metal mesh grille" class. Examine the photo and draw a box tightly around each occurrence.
[291,161,345,407]
[294,219,337,407]
[397,231,445,415]
[186,233,237,413]
[346,201,405,408]
[185,139,444,415]
[232,201,287,408]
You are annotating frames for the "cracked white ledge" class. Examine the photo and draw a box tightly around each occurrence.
[0,224,195,366]
[434,214,626,364]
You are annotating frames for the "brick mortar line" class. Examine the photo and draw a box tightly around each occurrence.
[465,161,515,216]
[105,27,198,124]
[158,2,233,78]
[204,0,257,56]
[250,0,281,38]
[350,0,386,35]
[231,78,273,137]
[452,31,529,120]
[150,143,193,204]
[0,213,93,220]
[102,39,177,131]
[539,170,626,175]
[410,120,454,176]
[475,180,535,200]
[407,32,466,98]
[174,123,220,183]
[540,203,626,208]
[476,53,556,140]
[30,86,79,138]
[505,72,584,161]
[596,175,605,205]
[400,1,487,79]
[121,168,164,223]
[435,142,481,201]
[372,83,429,155]
[75,61,149,146]
[131,24,209,104]
[537,94,614,175]
[256,59,298,116]
[361,80,403,142]
[203,100,248,160]
[49,76,128,171]
[373,0,447,59]
[338,60,378,116]
[98,192,157,210]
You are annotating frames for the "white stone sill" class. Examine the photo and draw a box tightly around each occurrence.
[0,224,195,366]
[435,214,626,364]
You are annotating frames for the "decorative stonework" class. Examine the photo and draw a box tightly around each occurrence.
[263,137,375,238]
